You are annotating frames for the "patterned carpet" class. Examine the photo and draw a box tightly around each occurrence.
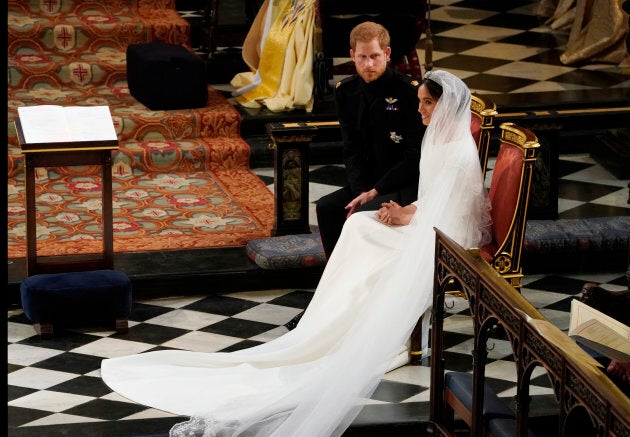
[7,0,630,436]
[7,0,275,260]
[7,123,274,259]
[8,154,630,436]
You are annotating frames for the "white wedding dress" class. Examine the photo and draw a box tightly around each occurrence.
[100,70,491,437]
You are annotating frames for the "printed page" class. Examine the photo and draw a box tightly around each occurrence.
[569,299,630,338]
[570,319,630,361]
[63,105,117,142]
[18,105,71,143]
[569,299,630,362]
[17,105,117,144]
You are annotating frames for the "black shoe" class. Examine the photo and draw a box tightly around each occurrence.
[285,312,304,330]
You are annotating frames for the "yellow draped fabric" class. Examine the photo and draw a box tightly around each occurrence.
[539,0,577,30]
[231,0,315,112]
[538,0,630,66]
[560,0,629,65]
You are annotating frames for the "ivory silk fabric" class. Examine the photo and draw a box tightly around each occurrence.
[101,144,486,435]
[231,0,316,112]
[100,71,492,437]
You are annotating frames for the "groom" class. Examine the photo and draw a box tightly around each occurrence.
[315,21,424,259]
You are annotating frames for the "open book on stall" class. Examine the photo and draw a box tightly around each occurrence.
[17,105,117,146]
[568,299,630,362]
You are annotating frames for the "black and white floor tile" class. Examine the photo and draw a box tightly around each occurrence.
[8,276,629,435]
[7,0,630,435]
[8,155,629,436]
[253,153,630,230]
[194,0,630,95]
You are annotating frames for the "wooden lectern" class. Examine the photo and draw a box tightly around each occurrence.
[15,107,119,276]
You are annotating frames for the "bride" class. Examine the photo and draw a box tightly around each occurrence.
[100,69,492,437]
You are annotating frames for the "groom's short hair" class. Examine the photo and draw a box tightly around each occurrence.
[349,21,391,51]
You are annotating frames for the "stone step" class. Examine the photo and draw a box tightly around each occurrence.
[8,84,241,137]
[8,50,128,89]
[9,0,182,17]
[9,121,247,180]
[110,135,252,175]
[8,18,157,56]
[591,129,630,180]
[8,1,190,59]
[8,84,245,175]
[8,134,253,180]
[8,137,251,178]
[8,0,192,91]
[7,0,279,262]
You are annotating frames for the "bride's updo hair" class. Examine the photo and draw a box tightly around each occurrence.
[424,69,470,119]
[422,74,443,100]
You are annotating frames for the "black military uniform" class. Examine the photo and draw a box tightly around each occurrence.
[316,67,424,258]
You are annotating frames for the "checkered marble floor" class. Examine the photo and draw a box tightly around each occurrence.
[327,0,630,95]
[253,154,630,230]
[201,0,630,95]
[8,155,629,436]
[8,272,629,436]
[7,0,630,435]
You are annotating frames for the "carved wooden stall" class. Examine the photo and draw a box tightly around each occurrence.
[429,228,630,437]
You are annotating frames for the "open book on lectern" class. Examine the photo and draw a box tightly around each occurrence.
[17,105,117,145]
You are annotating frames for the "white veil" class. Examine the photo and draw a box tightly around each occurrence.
[416,69,492,249]
[101,70,491,437]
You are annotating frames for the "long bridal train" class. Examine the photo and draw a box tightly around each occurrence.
[101,70,493,437]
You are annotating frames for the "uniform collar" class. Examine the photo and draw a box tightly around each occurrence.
[359,68,395,93]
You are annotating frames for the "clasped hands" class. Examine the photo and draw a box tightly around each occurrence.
[345,189,415,226]
[375,200,408,226]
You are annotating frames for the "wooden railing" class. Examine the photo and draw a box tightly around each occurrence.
[429,228,630,437]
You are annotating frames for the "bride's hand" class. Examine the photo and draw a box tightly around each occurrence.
[376,201,416,226]
[376,204,392,225]
[376,201,400,226]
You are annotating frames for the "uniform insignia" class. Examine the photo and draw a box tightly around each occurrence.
[389,132,403,143]
[411,80,419,87]
[385,97,399,111]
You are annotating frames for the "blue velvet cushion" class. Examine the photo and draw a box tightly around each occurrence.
[445,371,515,422]
[524,216,630,253]
[524,220,577,253]
[20,269,132,326]
[246,233,327,269]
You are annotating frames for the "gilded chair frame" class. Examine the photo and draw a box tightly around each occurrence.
[480,122,539,290]
[470,93,498,177]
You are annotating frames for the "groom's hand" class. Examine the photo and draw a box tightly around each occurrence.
[345,189,378,218]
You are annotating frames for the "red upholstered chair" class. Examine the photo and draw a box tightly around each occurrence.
[409,122,539,364]
[479,122,540,289]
